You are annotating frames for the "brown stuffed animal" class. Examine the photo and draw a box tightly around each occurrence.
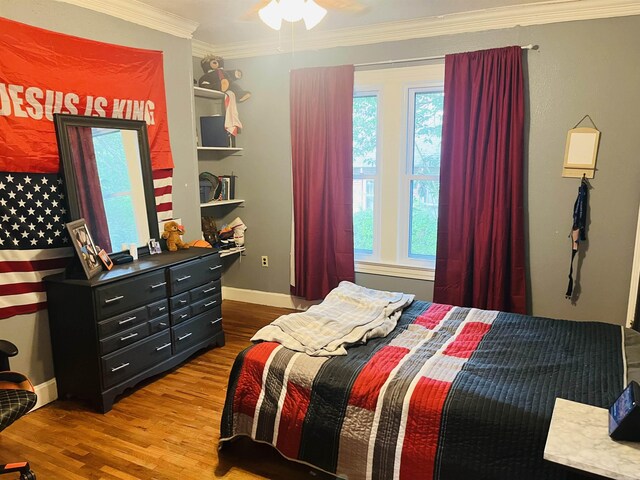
[161,221,190,252]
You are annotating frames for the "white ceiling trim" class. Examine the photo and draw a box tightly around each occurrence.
[194,0,640,59]
[54,0,199,39]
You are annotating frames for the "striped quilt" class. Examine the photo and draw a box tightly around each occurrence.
[220,301,628,480]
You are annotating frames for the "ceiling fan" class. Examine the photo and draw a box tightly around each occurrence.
[247,0,367,31]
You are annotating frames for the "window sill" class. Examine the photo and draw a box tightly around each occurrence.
[355,260,435,281]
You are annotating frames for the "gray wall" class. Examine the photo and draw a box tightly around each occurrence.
[207,16,640,325]
[0,0,199,384]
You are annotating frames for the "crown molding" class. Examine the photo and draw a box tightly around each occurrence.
[54,0,199,39]
[199,0,640,59]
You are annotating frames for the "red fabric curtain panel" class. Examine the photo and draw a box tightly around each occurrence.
[290,65,356,300]
[434,46,527,313]
[68,127,112,253]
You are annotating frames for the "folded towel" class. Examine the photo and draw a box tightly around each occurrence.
[251,281,414,356]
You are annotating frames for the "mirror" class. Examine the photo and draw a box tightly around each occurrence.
[54,114,159,255]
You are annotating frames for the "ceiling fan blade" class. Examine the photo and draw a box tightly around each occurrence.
[317,0,368,13]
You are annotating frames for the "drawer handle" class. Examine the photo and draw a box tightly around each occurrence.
[151,282,167,289]
[156,343,171,351]
[159,322,167,327]
[176,275,192,282]
[210,318,222,325]
[203,287,217,293]
[118,316,136,325]
[177,332,192,341]
[204,300,217,308]
[120,332,139,341]
[180,314,188,319]
[179,299,187,304]
[209,265,222,271]
[157,306,166,311]
[104,295,124,304]
[111,363,129,372]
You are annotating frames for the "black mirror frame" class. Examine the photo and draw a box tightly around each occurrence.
[53,113,160,256]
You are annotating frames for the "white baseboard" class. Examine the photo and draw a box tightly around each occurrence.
[32,377,58,410]
[222,287,318,311]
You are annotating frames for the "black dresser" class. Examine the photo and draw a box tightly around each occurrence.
[44,247,224,412]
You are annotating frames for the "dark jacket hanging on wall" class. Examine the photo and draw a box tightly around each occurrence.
[566,178,589,298]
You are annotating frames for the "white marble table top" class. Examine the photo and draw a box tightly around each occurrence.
[544,398,640,480]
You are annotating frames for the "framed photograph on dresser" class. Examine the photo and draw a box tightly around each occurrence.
[66,218,103,279]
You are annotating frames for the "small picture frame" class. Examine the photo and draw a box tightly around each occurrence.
[98,249,113,270]
[66,219,103,279]
[148,238,162,255]
[562,127,600,179]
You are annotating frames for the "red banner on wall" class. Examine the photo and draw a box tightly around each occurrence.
[0,16,174,173]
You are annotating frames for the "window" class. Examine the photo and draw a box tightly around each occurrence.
[353,64,444,280]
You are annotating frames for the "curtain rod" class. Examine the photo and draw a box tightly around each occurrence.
[354,44,538,68]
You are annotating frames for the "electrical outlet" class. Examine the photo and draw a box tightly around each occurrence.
[261,256,269,267]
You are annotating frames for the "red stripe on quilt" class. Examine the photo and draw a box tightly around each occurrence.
[276,380,312,458]
[444,321,492,358]
[414,303,453,329]
[348,346,409,410]
[400,378,451,480]
[233,342,280,417]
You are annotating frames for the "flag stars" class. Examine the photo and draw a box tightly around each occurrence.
[51,200,59,207]
[0,199,6,207]
[9,207,17,215]
[11,223,19,231]
[24,176,32,184]
[18,200,26,208]
[0,182,5,190]
[36,215,44,223]
[43,192,50,200]
[12,238,19,246]
[53,215,60,222]
[21,231,29,239]
[8,191,16,199]
[1,214,9,222]
[46,237,53,245]
[41,177,48,185]
[27,208,35,215]
[33,184,41,192]
[46,223,53,230]
[6,174,14,183]
[0,238,4,246]
[18,215,26,223]
[37,231,44,238]
[44,208,52,215]
[62,237,68,244]
[54,230,61,237]
[26,192,33,200]
[16,184,24,192]
[60,208,67,215]
[35,200,42,208]
[28,223,35,231]
[30,238,38,246]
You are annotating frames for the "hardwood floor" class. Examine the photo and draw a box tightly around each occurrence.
[0,301,338,480]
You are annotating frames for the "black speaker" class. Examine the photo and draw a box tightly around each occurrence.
[200,116,228,147]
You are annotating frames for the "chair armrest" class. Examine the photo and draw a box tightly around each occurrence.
[0,340,18,371]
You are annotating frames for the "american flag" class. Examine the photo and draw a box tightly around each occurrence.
[0,169,173,320]
[0,172,72,319]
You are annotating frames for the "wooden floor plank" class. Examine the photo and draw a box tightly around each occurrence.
[0,300,338,479]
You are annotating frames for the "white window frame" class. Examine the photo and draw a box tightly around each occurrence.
[354,64,444,281]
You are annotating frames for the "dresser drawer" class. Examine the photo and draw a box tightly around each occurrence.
[171,310,223,355]
[149,314,170,334]
[170,291,190,311]
[147,299,169,319]
[101,331,172,389]
[96,270,167,320]
[100,323,149,356]
[168,253,222,295]
[98,306,148,339]
[189,279,221,304]
[190,293,221,317]
[171,306,191,326]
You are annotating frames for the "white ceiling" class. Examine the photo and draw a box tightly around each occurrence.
[137,0,559,45]
[56,0,640,58]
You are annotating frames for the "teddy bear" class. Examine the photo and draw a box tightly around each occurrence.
[161,221,190,252]
[198,54,251,103]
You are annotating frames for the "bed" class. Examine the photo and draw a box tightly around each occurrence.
[220,300,639,480]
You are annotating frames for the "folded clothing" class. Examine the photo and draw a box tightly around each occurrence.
[251,281,414,356]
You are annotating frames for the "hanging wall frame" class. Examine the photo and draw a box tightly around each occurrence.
[562,115,600,179]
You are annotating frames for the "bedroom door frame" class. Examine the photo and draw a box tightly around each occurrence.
[626,203,640,328]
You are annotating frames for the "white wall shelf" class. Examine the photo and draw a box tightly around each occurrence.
[220,246,246,258]
[197,146,243,153]
[194,86,225,99]
[200,199,245,208]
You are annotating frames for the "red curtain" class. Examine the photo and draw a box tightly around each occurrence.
[433,46,527,313]
[290,65,356,300]
[68,127,113,252]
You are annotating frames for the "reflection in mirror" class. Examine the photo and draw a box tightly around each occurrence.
[54,114,159,255]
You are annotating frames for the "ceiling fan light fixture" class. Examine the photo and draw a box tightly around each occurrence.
[302,0,327,30]
[258,0,283,30]
[258,0,327,31]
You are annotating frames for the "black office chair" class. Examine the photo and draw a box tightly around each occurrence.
[0,340,37,480]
